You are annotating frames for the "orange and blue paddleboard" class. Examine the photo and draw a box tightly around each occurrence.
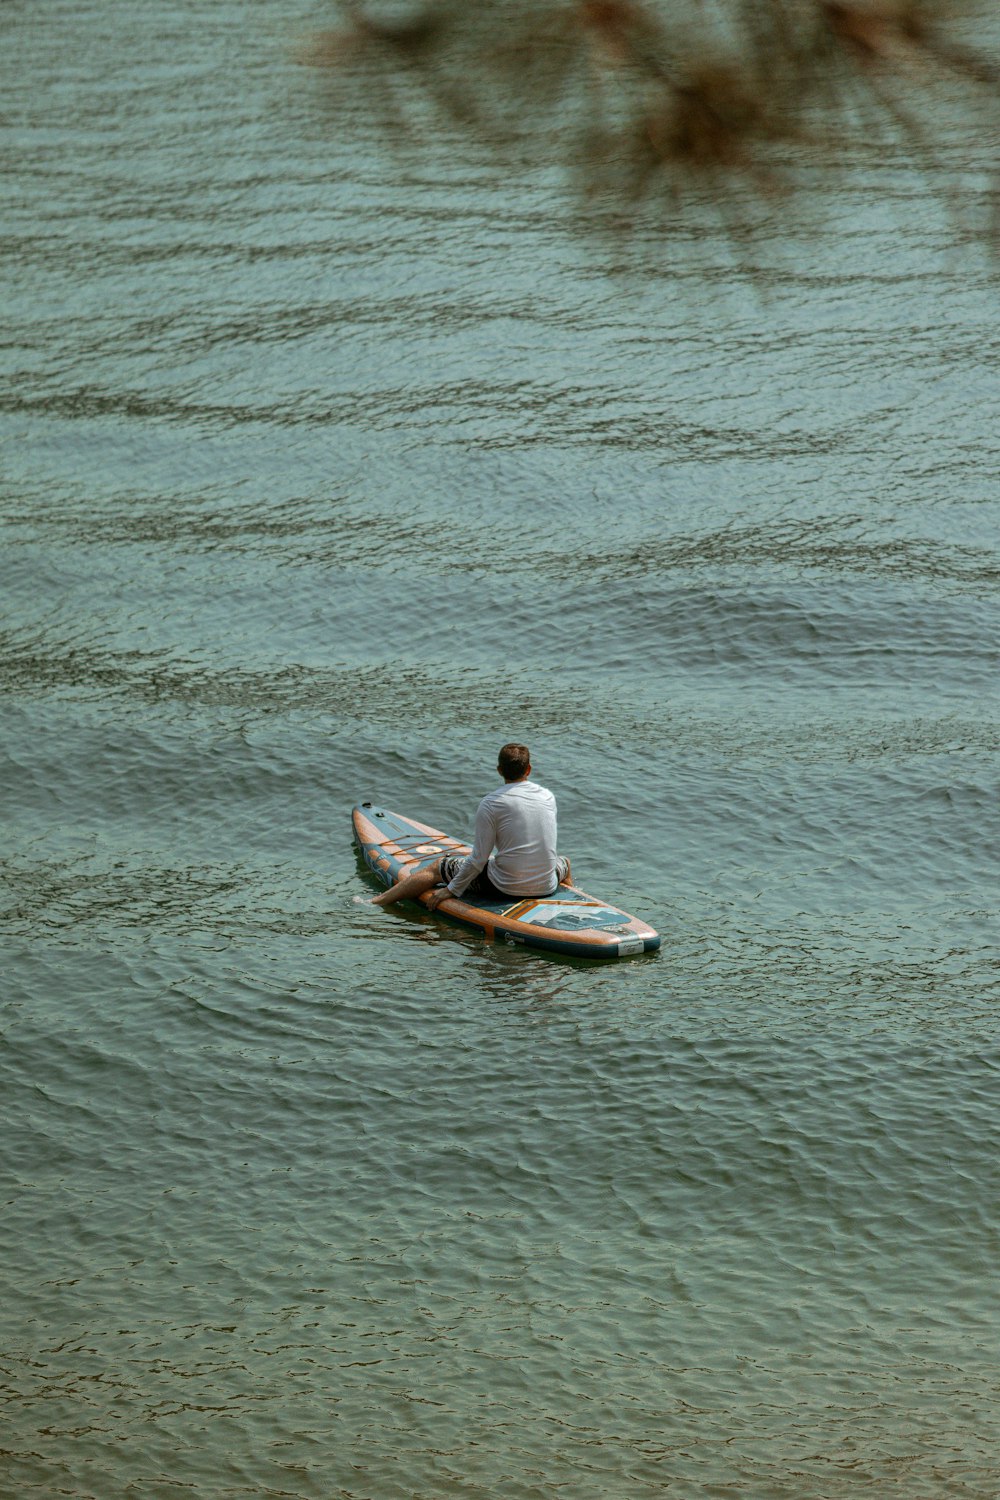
[353,803,660,960]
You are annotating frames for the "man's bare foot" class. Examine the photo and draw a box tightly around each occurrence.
[369,864,440,908]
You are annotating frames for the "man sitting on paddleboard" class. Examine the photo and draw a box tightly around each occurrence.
[372,742,571,909]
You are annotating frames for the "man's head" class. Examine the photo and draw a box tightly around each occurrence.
[498,742,531,782]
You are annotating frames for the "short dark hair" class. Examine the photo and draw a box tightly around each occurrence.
[498,742,531,780]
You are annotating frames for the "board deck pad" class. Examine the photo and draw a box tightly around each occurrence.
[353,803,660,959]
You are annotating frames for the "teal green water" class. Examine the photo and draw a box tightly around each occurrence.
[2,3,999,1496]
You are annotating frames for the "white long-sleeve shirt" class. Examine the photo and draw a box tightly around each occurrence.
[447,779,560,899]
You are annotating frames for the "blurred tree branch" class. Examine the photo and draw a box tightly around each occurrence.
[301,1,1000,253]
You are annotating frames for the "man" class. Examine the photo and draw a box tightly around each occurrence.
[372,742,571,909]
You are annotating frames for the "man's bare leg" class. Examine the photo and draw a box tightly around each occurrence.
[372,859,442,908]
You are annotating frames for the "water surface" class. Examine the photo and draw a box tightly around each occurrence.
[2,2,999,1495]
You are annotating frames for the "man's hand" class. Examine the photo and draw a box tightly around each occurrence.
[425,886,449,910]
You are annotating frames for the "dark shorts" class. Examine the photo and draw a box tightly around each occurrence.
[439,854,567,902]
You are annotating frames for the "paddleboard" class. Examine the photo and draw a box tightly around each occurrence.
[353,802,660,960]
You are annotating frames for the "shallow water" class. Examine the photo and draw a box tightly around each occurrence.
[3,2,999,1495]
